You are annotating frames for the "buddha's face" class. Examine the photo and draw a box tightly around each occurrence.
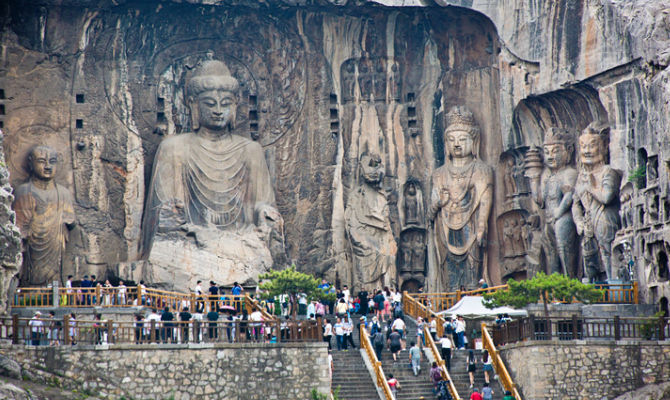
[579,134,606,166]
[196,89,236,131]
[29,148,57,180]
[446,130,474,159]
[361,153,384,185]
[543,143,569,170]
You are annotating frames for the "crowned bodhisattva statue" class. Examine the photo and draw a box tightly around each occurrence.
[431,106,493,290]
[141,58,284,288]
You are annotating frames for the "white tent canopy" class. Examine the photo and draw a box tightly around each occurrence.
[437,296,528,318]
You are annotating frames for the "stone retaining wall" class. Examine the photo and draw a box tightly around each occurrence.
[0,342,330,400]
[499,340,670,400]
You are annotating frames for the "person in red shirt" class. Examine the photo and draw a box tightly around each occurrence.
[470,389,483,400]
[387,374,400,399]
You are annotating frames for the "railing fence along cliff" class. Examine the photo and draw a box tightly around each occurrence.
[13,286,277,319]
[410,282,638,315]
[423,326,461,400]
[360,326,394,400]
[1,315,319,346]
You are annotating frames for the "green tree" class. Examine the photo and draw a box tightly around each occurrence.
[483,272,604,322]
[259,265,336,318]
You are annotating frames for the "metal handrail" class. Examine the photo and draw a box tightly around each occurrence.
[360,325,394,400]
[423,326,461,400]
[481,322,522,400]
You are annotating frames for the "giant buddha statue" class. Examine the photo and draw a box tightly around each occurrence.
[431,106,493,290]
[140,58,283,288]
[13,146,75,286]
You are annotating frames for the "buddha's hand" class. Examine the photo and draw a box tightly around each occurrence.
[255,203,283,229]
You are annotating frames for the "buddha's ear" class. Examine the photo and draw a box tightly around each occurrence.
[188,96,200,131]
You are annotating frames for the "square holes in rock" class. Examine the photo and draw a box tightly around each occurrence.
[0,89,5,99]
[76,94,85,104]
[76,119,83,129]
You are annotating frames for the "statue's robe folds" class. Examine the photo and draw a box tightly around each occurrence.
[344,184,397,289]
[139,133,276,288]
[14,181,75,286]
[431,160,493,289]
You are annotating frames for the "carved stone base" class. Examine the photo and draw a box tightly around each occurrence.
[127,230,272,291]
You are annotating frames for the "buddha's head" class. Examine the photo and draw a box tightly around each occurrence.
[444,106,480,160]
[543,127,574,170]
[187,58,240,132]
[27,145,58,181]
[578,121,609,168]
[360,152,384,187]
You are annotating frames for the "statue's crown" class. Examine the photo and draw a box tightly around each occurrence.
[445,106,479,136]
[543,127,573,146]
[446,106,476,128]
[581,120,610,139]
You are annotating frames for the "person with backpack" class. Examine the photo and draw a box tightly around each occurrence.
[439,332,454,371]
[373,330,385,360]
[430,361,443,394]
[467,349,477,388]
[437,380,453,400]
[502,390,515,400]
[387,374,400,399]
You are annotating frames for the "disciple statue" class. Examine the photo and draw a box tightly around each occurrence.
[345,152,397,289]
[431,106,493,289]
[140,58,283,287]
[13,146,75,286]
[524,128,579,276]
[572,122,621,282]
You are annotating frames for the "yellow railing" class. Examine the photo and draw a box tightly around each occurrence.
[410,282,638,315]
[402,291,447,338]
[423,326,461,400]
[360,326,394,400]
[13,287,273,320]
[481,322,522,400]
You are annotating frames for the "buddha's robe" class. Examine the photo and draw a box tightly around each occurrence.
[141,132,275,257]
[13,181,75,285]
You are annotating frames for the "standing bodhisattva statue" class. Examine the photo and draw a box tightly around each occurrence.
[140,58,283,287]
[13,146,75,286]
[572,122,621,282]
[431,106,493,290]
[525,128,579,277]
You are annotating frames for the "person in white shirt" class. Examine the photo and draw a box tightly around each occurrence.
[455,315,466,349]
[342,285,350,305]
[29,311,44,345]
[323,319,333,350]
[392,290,402,307]
[250,309,264,341]
[391,317,406,349]
[65,275,73,305]
[144,309,161,342]
[438,333,454,371]
[117,281,127,305]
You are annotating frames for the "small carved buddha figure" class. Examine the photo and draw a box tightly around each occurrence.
[572,122,621,282]
[141,58,282,256]
[431,106,493,289]
[533,128,578,276]
[13,146,75,285]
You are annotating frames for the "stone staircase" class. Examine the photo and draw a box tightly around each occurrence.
[377,317,440,400]
[448,349,505,400]
[329,315,380,400]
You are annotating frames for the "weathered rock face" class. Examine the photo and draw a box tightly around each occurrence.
[0,132,22,314]
[0,0,669,299]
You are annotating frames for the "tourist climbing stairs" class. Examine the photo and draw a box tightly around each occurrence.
[377,317,440,399]
[448,349,505,400]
